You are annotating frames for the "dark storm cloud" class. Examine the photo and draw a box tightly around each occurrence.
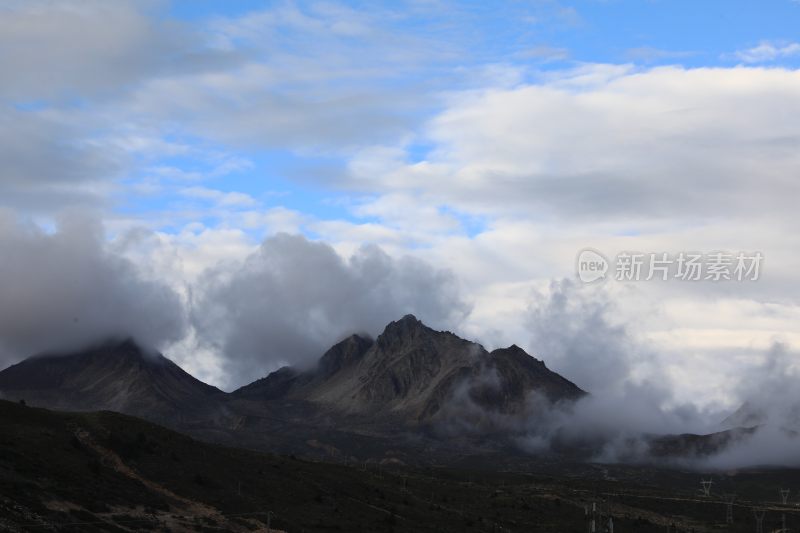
[191,233,470,388]
[0,212,188,365]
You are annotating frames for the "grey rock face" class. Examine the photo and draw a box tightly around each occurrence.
[233,314,587,426]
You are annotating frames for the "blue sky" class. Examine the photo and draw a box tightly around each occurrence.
[120,0,800,241]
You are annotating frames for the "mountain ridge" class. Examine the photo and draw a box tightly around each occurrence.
[231,314,587,426]
[0,315,751,465]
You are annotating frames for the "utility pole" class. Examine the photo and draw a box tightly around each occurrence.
[754,508,765,533]
[779,489,790,532]
[700,479,713,497]
[724,493,736,524]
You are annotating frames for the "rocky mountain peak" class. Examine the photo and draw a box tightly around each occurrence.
[375,314,434,348]
[491,344,546,369]
[317,333,373,378]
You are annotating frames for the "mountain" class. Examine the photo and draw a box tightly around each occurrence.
[0,339,226,426]
[0,317,588,463]
[720,399,800,434]
[233,314,586,427]
[720,401,767,430]
[8,316,756,466]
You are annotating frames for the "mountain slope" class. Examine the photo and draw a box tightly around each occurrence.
[0,317,759,465]
[1,399,717,533]
[0,339,225,425]
[234,315,586,426]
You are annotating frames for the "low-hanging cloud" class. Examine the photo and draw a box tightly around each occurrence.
[527,279,640,395]
[191,233,470,389]
[507,280,800,467]
[0,212,188,365]
[508,279,719,462]
[704,342,800,468]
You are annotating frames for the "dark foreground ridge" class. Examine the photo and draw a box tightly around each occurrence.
[1,399,798,532]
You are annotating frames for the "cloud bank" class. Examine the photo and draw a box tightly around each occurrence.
[431,280,800,468]
[349,65,800,222]
[0,212,188,364]
[191,233,470,387]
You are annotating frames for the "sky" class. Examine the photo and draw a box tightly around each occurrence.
[0,0,799,422]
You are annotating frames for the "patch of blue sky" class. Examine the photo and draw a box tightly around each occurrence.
[557,0,800,67]
[439,206,489,239]
[12,101,49,112]
[167,0,268,21]
[404,142,436,164]
[120,143,363,231]
[167,1,800,67]
[137,0,800,239]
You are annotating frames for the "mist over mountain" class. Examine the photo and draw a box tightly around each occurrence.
[0,212,187,364]
[0,214,789,470]
[1,313,793,469]
[0,338,225,426]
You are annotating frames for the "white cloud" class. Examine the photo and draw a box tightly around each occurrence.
[180,186,258,208]
[731,41,800,63]
[347,65,800,222]
[518,45,570,62]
